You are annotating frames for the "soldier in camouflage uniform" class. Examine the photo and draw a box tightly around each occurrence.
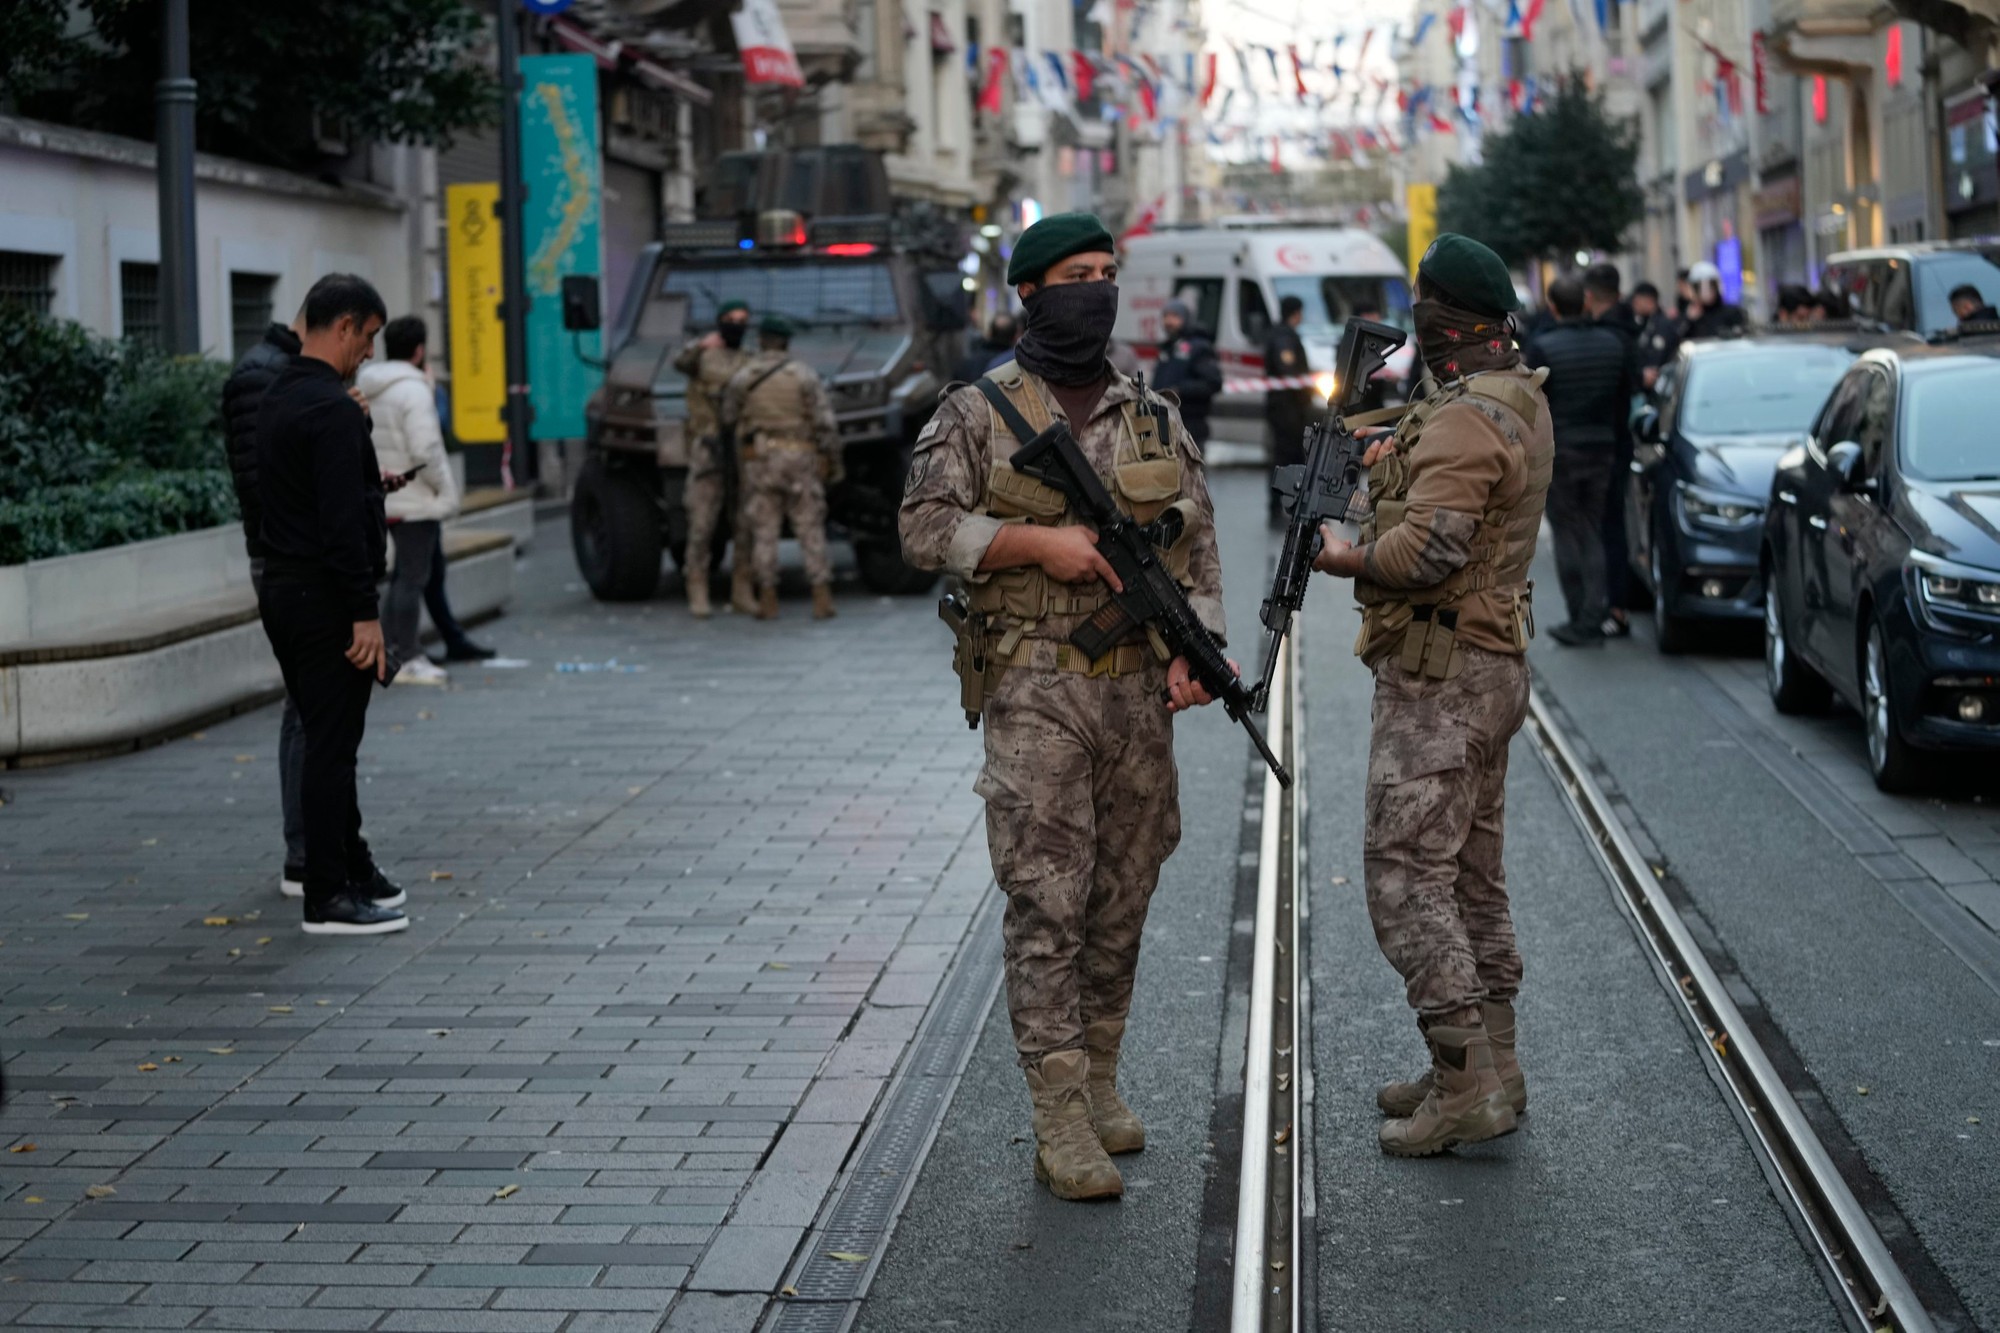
[721,314,842,620]
[899,213,1228,1202]
[1313,234,1554,1158]
[673,300,757,618]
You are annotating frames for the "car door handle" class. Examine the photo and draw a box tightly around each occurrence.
[1807,515,1828,530]
[1777,490,1798,506]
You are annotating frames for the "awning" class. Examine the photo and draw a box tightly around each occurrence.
[549,16,713,105]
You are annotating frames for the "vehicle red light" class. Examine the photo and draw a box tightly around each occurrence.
[824,242,878,257]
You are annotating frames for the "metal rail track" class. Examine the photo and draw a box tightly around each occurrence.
[1524,688,1936,1333]
[1231,633,1303,1332]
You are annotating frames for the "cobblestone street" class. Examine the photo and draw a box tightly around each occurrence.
[0,531,991,1332]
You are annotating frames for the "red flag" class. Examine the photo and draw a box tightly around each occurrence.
[1137,76,1157,119]
[1428,110,1455,134]
[1447,5,1467,43]
[1521,0,1545,40]
[1201,51,1219,106]
[1072,50,1095,100]
[978,47,1008,114]
[1289,45,1308,100]
[1271,135,1283,173]
[1357,27,1374,65]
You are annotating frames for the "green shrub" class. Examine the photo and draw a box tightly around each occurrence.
[0,305,238,562]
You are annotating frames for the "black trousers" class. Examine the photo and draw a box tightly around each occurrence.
[383,520,440,662]
[423,524,474,654]
[257,573,377,905]
[1548,447,1616,630]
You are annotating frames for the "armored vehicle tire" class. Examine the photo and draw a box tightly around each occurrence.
[854,539,938,595]
[572,458,663,602]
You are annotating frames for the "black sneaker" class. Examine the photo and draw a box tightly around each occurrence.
[1549,621,1607,647]
[302,892,408,936]
[352,868,407,910]
[441,641,497,663]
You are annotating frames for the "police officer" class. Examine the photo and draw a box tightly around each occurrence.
[1311,234,1553,1157]
[674,300,757,618]
[722,314,841,620]
[899,213,1228,1201]
[1262,294,1314,469]
[1152,299,1223,445]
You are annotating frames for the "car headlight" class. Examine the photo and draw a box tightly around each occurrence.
[1909,553,2000,629]
[1920,571,2000,609]
[1676,482,1763,530]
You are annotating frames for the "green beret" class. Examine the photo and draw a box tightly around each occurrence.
[1417,233,1519,316]
[718,299,749,318]
[1006,212,1117,285]
[759,313,794,338]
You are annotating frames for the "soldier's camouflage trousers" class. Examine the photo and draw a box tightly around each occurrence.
[682,443,753,591]
[742,447,831,590]
[1363,643,1530,1023]
[975,654,1181,1067]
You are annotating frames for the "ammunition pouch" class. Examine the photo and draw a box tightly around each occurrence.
[1397,605,1464,681]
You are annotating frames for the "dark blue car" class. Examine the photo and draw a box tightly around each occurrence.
[1628,332,1889,652]
[1762,338,2000,790]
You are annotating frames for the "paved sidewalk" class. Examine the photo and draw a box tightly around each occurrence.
[0,531,989,1332]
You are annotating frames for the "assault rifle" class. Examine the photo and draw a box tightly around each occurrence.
[1252,318,1411,713]
[1009,426,1290,787]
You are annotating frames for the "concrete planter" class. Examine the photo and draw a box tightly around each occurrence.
[0,523,251,648]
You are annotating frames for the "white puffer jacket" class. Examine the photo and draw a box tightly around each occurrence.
[356,358,460,523]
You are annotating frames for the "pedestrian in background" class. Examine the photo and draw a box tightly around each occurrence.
[674,300,757,618]
[1678,261,1745,340]
[1152,299,1222,445]
[1262,293,1314,473]
[1629,282,1674,389]
[358,316,458,687]
[1950,283,1999,326]
[223,311,309,897]
[1776,284,1816,324]
[1583,262,1643,638]
[956,312,1020,380]
[1311,233,1551,1156]
[1527,275,1638,646]
[253,274,408,936]
[723,314,842,621]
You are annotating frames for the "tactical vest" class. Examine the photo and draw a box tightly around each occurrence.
[737,358,815,450]
[947,364,1199,708]
[1354,367,1553,679]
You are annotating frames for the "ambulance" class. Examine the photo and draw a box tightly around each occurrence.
[1113,222,1415,449]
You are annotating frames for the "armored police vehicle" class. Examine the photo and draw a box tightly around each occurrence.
[574,147,965,600]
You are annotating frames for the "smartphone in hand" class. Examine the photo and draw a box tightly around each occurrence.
[398,463,427,483]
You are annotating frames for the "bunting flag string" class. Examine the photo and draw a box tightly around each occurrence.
[1200,51,1218,106]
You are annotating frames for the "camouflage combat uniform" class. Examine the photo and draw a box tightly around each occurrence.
[899,361,1224,1066]
[1351,365,1553,1024]
[673,341,754,597]
[722,353,841,592]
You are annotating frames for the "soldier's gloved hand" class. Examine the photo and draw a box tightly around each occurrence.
[1035,526,1123,591]
[1166,655,1233,712]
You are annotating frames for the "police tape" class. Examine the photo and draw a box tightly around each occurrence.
[1222,374,1321,393]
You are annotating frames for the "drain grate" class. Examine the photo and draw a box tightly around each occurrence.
[767,888,1005,1331]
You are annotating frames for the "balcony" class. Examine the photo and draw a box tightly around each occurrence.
[1766,0,1893,75]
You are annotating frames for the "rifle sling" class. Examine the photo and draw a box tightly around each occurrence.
[975,377,1041,445]
[1344,403,1412,430]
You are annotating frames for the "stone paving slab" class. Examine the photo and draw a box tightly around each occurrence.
[0,528,992,1330]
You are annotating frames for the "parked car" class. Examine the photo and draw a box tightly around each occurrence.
[1761,335,2000,790]
[1820,242,2000,337]
[1629,329,1893,651]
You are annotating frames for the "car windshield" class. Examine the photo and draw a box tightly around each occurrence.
[1917,251,2000,335]
[1268,274,1413,340]
[1680,346,1854,434]
[662,261,900,328]
[1900,361,2000,482]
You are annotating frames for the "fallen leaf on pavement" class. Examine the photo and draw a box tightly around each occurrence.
[63,913,88,921]
[23,1197,43,1204]
[256,937,271,945]
[136,1062,158,1072]
[142,838,159,846]
[1330,875,1348,885]
[1856,1086,1870,1095]
[85,1185,115,1198]
[190,731,206,740]
[227,948,240,957]
[781,1285,798,1297]
[268,1006,292,1014]
[315,1000,330,1007]
[233,754,254,763]
[203,917,233,927]
[827,1252,869,1263]
[8,1144,35,1154]
[430,871,453,881]
[493,1184,520,1199]
[208,1048,234,1056]
[766,962,790,971]
[163,1056,181,1064]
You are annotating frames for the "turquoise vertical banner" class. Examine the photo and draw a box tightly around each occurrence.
[519,53,602,440]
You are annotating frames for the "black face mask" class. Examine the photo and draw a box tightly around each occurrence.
[1013,280,1119,387]
[719,322,747,349]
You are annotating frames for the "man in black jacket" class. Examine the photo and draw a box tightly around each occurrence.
[223,319,309,897]
[1261,294,1313,468]
[1152,300,1222,445]
[255,273,406,936]
[1583,261,1643,636]
[1526,275,1639,646]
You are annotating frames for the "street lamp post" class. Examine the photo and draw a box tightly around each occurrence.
[156,0,200,355]
[495,0,534,486]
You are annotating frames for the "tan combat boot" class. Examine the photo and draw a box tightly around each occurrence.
[730,566,757,616]
[1083,1019,1145,1154]
[756,586,779,620]
[686,581,712,619]
[1378,1000,1526,1118]
[811,584,836,620]
[1024,1050,1124,1200]
[1378,1025,1517,1158]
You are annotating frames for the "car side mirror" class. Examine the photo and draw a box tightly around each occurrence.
[562,275,602,332]
[1826,440,1866,490]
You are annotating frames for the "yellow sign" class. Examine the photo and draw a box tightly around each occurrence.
[445,182,506,444]
[1405,183,1437,280]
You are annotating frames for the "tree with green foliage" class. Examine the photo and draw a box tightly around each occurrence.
[1435,78,1642,268]
[0,0,497,172]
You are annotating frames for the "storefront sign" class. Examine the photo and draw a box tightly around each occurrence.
[519,53,603,442]
[1753,174,1801,231]
[444,182,506,445]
